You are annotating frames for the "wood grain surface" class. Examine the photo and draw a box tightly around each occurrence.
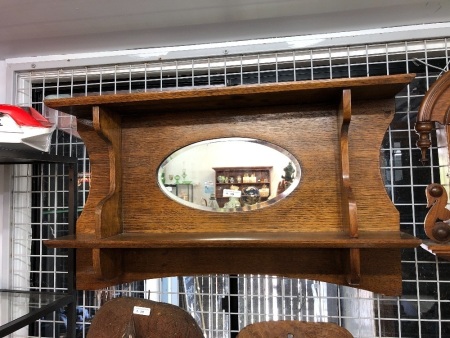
[115,100,397,234]
[71,247,403,295]
[72,99,398,235]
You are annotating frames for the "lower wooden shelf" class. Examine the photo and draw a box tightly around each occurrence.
[45,231,420,296]
[421,241,450,260]
[46,231,420,249]
[0,290,75,337]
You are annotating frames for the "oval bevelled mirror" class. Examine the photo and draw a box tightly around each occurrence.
[157,138,301,212]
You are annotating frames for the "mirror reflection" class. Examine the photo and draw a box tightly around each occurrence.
[158,138,301,212]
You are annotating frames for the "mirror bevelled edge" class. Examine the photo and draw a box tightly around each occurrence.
[157,137,301,212]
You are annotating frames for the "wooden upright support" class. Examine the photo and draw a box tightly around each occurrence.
[338,89,358,238]
[92,106,123,279]
[338,89,360,286]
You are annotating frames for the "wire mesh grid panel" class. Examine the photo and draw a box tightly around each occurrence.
[8,37,450,337]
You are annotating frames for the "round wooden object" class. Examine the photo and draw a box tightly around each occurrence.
[237,320,353,338]
[87,297,203,338]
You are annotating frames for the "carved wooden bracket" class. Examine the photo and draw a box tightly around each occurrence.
[425,183,450,243]
[421,183,450,260]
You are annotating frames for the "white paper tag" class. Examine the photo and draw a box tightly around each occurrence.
[133,306,151,316]
[223,189,241,197]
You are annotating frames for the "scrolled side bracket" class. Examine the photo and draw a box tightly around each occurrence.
[425,183,450,244]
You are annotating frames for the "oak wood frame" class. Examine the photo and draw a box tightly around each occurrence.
[45,75,420,295]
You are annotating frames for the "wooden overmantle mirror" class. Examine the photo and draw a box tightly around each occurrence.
[45,75,421,295]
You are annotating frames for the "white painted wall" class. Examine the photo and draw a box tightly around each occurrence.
[0,60,6,103]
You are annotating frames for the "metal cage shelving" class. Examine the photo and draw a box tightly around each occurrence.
[0,147,77,337]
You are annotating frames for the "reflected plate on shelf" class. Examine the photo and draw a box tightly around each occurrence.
[241,186,260,206]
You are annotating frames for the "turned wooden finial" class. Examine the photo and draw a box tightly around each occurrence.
[415,121,433,164]
[416,70,450,164]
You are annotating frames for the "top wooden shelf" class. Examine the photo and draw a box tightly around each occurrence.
[45,74,415,118]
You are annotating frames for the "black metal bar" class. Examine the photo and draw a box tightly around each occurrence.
[0,147,77,164]
[229,275,239,338]
[67,162,77,288]
[0,291,73,337]
[66,161,78,337]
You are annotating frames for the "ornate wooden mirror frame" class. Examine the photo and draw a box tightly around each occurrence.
[416,70,450,259]
[45,74,420,295]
